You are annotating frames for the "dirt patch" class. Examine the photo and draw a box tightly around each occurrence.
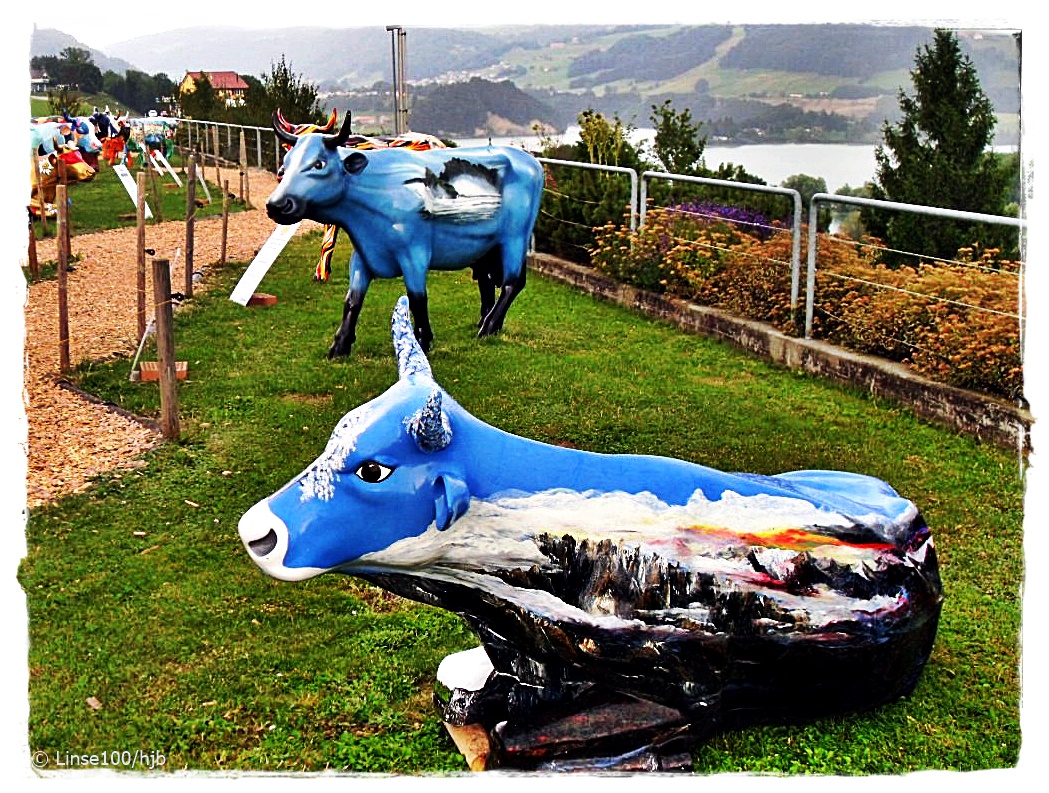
[22,165,320,509]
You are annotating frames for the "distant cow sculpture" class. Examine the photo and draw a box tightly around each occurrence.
[273,110,447,282]
[29,147,96,218]
[240,297,944,770]
[268,111,544,358]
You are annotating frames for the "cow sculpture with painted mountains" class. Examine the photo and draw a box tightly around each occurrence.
[239,297,944,770]
[268,111,544,358]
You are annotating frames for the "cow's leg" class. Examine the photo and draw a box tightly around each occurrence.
[402,266,434,352]
[406,291,434,353]
[328,253,371,359]
[471,248,500,327]
[479,242,527,337]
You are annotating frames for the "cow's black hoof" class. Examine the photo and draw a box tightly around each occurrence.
[327,342,352,359]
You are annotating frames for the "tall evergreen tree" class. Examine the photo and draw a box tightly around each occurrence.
[866,29,1013,263]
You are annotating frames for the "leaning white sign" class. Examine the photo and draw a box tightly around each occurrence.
[113,163,153,219]
[153,148,183,186]
[229,222,301,306]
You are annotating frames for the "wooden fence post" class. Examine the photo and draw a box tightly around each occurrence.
[31,153,49,239]
[152,258,180,440]
[27,215,39,280]
[221,180,230,266]
[136,171,148,341]
[56,184,70,373]
[185,155,197,299]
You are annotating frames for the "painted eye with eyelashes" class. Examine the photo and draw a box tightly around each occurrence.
[354,461,395,483]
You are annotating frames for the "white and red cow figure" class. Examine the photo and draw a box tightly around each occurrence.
[239,297,944,770]
[29,145,96,218]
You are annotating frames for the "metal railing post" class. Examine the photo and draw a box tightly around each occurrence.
[640,172,803,311]
[537,158,638,231]
[805,192,1026,339]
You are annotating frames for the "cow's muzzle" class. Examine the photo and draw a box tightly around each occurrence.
[238,499,323,581]
[265,196,304,224]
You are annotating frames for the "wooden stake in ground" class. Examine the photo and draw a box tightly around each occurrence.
[31,152,49,239]
[152,259,180,440]
[136,170,148,341]
[56,184,70,373]
[221,180,230,267]
[27,214,39,280]
[185,155,197,299]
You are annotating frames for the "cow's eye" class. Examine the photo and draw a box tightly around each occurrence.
[355,460,394,483]
[311,159,325,170]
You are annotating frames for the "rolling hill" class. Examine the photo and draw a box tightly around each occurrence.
[29,23,1021,143]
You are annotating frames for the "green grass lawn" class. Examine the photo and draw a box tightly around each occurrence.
[31,153,244,244]
[19,228,1024,774]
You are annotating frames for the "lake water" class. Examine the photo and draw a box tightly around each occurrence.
[455,126,880,193]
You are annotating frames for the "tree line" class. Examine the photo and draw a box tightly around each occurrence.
[31,48,326,130]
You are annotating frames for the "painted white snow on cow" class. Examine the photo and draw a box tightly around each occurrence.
[299,405,374,502]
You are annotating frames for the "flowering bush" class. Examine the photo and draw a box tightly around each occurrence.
[589,213,1024,401]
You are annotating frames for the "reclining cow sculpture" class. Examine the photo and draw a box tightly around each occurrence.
[268,112,544,358]
[239,297,944,771]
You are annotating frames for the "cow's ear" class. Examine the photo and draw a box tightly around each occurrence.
[433,474,470,530]
[343,151,368,175]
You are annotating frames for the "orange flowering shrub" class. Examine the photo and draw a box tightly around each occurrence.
[590,216,1025,401]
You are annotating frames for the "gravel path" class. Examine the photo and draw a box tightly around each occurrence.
[23,166,319,509]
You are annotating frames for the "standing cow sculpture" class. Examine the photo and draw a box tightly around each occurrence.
[268,112,544,358]
[273,110,447,282]
[239,297,944,771]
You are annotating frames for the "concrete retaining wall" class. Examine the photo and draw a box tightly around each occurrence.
[529,252,1032,451]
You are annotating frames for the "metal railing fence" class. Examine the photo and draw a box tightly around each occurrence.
[167,116,1026,366]
[806,193,1027,342]
[641,172,803,311]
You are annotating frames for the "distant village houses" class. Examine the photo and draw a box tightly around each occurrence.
[178,71,249,107]
[30,69,50,94]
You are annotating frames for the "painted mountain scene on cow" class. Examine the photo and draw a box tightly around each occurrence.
[239,297,943,771]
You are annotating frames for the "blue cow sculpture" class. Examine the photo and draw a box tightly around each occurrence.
[239,297,944,770]
[268,112,544,358]
[29,121,65,156]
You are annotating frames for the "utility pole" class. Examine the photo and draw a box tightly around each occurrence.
[386,25,409,134]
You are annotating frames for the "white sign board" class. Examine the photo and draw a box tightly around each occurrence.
[229,223,301,306]
[196,167,212,204]
[154,151,183,187]
[113,163,153,219]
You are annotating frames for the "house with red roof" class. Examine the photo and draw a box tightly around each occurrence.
[178,71,250,107]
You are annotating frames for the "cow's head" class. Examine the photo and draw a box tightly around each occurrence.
[238,297,472,581]
[266,110,369,225]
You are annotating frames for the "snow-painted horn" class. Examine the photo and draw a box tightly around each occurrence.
[407,390,452,453]
[272,110,299,147]
[392,296,434,381]
[323,111,353,149]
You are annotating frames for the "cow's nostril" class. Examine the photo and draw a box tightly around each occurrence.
[248,529,278,557]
